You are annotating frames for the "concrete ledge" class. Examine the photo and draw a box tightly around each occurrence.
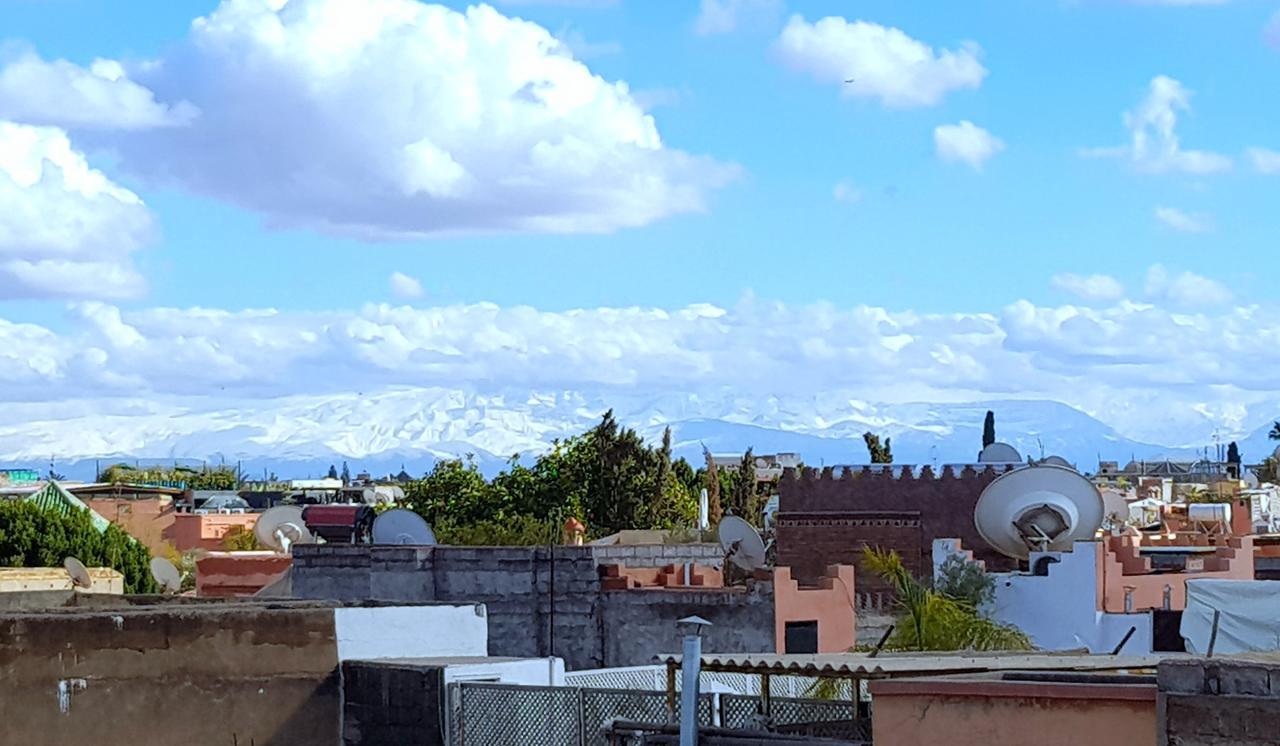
[871,677,1157,702]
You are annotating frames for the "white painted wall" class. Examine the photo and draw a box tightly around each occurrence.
[933,539,1153,654]
[333,604,488,661]
[443,658,565,687]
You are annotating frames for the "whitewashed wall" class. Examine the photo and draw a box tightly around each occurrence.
[333,604,488,661]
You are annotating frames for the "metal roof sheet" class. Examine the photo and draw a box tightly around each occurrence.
[654,651,1181,678]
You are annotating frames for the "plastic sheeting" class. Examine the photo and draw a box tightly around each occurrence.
[1181,579,1280,655]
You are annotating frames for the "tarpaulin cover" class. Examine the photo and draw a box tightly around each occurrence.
[1182,579,1280,654]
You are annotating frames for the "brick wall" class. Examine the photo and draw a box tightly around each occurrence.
[1158,658,1280,745]
[776,466,1016,594]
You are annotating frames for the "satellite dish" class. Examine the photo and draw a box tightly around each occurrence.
[1040,455,1072,469]
[150,557,182,594]
[370,509,436,545]
[974,464,1105,560]
[717,516,766,571]
[254,505,312,553]
[63,557,91,590]
[979,442,1022,463]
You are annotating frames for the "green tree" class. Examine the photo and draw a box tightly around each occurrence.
[863,547,1029,652]
[983,410,996,449]
[1227,442,1241,464]
[702,445,724,525]
[863,432,893,464]
[403,455,504,526]
[0,501,156,593]
[327,464,339,480]
[341,461,351,485]
[934,554,996,609]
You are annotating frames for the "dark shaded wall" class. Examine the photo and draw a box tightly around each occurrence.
[1158,658,1280,746]
[0,603,341,746]
[343,660,447,746]
[776,466,1016,595]
[292,545,777,670]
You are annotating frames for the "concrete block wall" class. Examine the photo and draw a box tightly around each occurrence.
[591,543,725,568]
[1158,658,1280,745]
[599,583,775,667]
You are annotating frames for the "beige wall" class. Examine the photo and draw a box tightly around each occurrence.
[773,565,856,653]
[0,568,122,595]
[872,677,1156,746]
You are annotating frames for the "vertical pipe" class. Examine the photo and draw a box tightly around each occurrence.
[666,662,677,722]
[679,634,702,746]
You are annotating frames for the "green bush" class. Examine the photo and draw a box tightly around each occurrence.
[0,500,157,593]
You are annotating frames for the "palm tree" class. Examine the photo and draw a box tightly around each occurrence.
[1270,421,1280,441]
[862,548,1031,652]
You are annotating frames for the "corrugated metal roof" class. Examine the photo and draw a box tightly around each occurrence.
[654,652,1180,678]
[25,481,112,533]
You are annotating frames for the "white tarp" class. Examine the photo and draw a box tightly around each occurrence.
[1181,579,1280,655]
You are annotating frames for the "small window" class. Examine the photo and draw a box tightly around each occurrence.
[785,621,819,654]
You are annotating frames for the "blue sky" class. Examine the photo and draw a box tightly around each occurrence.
[1,0,1279,459]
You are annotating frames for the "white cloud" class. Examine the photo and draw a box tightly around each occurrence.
[694,0,784,36]
[1144,264,1232,306]
[933,121,1004,170]
[0,49,195,130]
[1266,12,1280,48]
[773,15,986,108]
[495,0,617,6]
[1083,75,1230,174]
[389,271,425,300]
[0,121,152,299]
[832,180,863,204]
[1246,147,1280,174]
[553,27,621,59]
[1051,273,1125,302]
[30,0,734,240]
[1154,206,1211,233]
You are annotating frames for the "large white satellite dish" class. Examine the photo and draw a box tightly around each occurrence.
[370,508,437,545]
[717,516,766,571]
[254,506,312,553]
[979,442,1022,463]
[974,464,1105,560]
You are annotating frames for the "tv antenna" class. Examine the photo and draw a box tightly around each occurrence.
[370,509,437,545]
[150,557,182,594]
[974,464,1105,560]
[254,506,313,552]
[62,557,92,590]
[717,516,767,572]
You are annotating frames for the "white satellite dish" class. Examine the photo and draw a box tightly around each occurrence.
[979,442,1022,463]
[150,557,182,594]
[63,557,91,590]
[717,516,766,571]
[1040,455,1072,469]
[370,509,437,545]
[974,464,1105,560]
[254,506,312,553]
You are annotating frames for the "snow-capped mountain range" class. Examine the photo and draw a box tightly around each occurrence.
[3,387,1276,479]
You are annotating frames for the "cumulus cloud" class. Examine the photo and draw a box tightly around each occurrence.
[1246,147,1280,174]
[0,121,152,299]
[1082,75,1230,174]
[1051,273,1125,302]
[0,49,195,130]
[694,0,784,36]
[1144,264,1232,306]
[389,271,425,300]
[1154,206,1211,232]
[39,0,733,240]
[773,15,986,108]
[934,121,1004,170]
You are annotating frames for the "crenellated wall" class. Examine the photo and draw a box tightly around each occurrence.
[776,465,1016,593]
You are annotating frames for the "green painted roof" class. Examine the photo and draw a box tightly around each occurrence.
[26,481,112,533]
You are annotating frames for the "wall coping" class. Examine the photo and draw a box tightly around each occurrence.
[871,676,1157,702]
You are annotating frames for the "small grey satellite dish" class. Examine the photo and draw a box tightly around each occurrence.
[150,557,182,594]
[371,508,437,545]
[979,442,1022,463]
[1040,455,1072,469]
[717,516,766,571]
[974,464,1105,560]
[254,506,312,553]
[63,557,91,590]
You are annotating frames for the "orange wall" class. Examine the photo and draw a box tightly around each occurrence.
[85,498,177,556]
[1100,534,1253,613]
[165,513,259,552]
[196,552,291,597]
[773,565,856,653]
[871,678,1156,746]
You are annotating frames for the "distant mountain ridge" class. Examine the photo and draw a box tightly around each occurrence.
[1,388,1270,480]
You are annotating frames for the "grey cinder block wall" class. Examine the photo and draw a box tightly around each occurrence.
[1158,658,1280,746]
[292,545,774,670]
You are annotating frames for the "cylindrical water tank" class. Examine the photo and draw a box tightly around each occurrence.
[1187,503,1231,524]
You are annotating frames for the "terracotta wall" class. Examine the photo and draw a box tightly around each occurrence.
[599,563,724,589]
[84,498,176,556]
[165,512,259,552]
[772,565,856,653]
[196,552,292,597]
[776,466,1016,593]
[871,675,1157,746]
[1100,535,1254,613]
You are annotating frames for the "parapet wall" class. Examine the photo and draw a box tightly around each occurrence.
[1159,658,1280,745]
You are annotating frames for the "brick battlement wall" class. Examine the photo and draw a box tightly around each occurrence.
[776,465,1018,595]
